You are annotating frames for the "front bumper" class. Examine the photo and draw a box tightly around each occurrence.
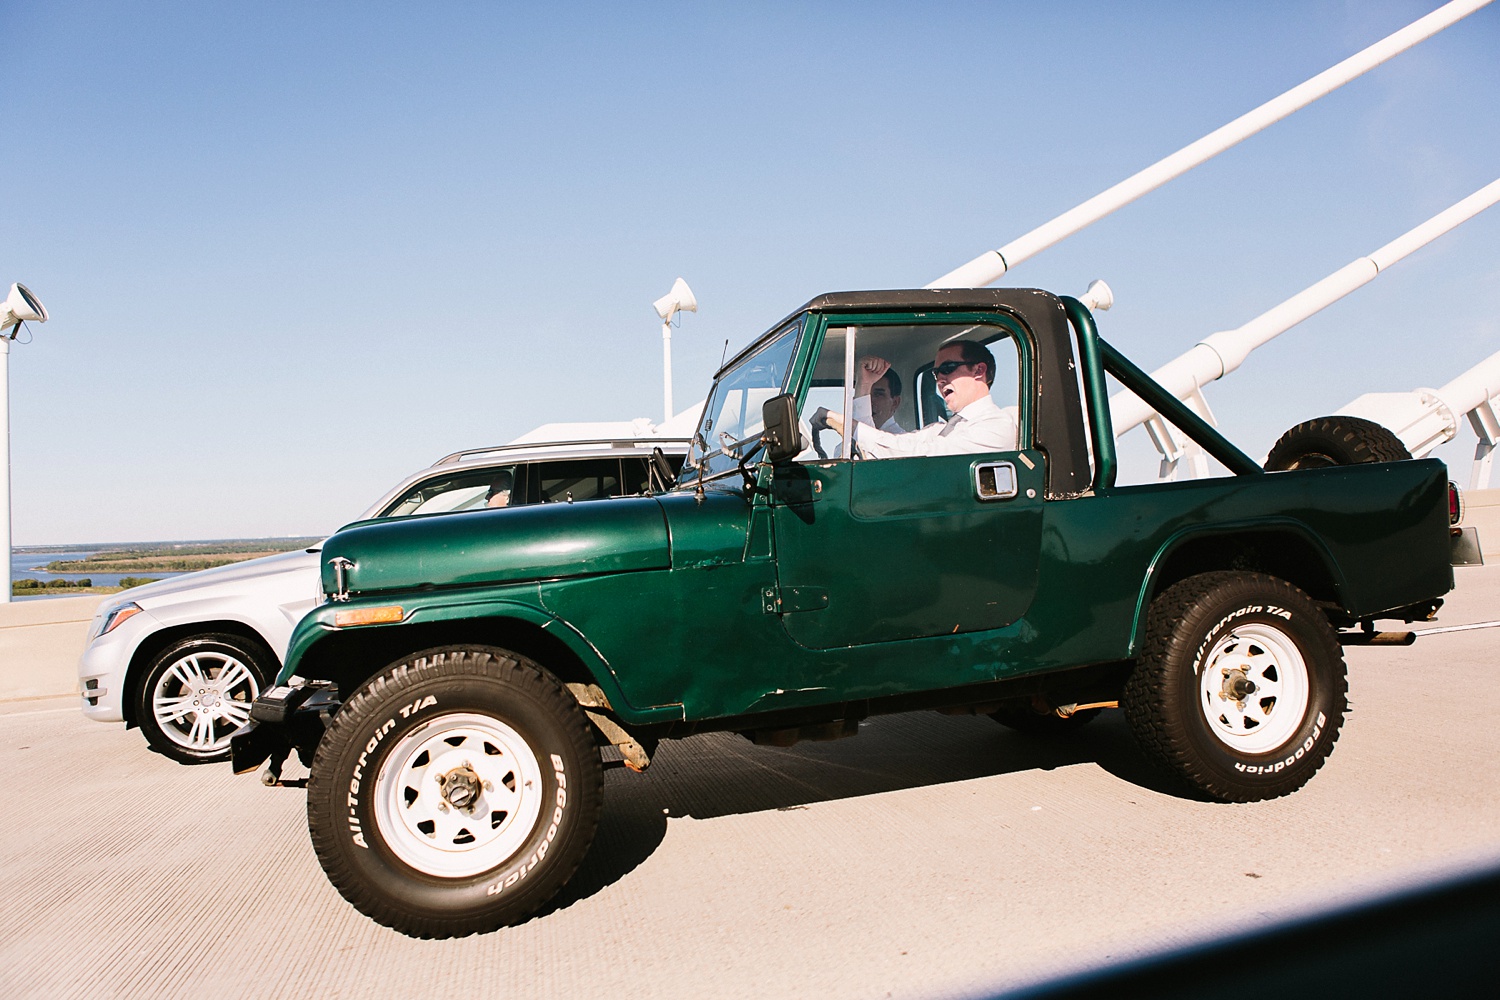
[229,683,340,775]
[76,605,163,723]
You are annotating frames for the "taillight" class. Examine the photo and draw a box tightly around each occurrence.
[1449,482,1463,526]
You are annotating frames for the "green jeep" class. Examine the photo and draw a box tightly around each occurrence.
[233,288,1454,938]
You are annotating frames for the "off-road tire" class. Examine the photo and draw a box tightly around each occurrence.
[135,633,271,764]
[307,646,602,938]
[1122,572,1346,803]
[1265,416,1411,471]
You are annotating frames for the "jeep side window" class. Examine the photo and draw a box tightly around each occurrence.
[797,325,854,460]
[914,328,1020,433]
[800,322,1023,461]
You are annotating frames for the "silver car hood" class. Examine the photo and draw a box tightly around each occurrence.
[123,547,323,606]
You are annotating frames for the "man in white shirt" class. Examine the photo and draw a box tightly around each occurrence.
[821,364,905,459]
[821,340,1018,458]
[859,365,906,434]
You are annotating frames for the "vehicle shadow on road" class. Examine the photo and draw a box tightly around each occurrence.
[543,709,1185,917]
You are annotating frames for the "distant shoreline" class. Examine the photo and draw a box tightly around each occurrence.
[28,537,322,575]
[13,536,321,554]
[40,552,294,573]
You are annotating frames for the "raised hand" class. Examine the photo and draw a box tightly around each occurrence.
[856,356,891,394]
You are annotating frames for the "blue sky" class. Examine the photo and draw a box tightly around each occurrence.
[5,1,1498,544]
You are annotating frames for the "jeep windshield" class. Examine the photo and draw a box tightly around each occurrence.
[679,322,799,484]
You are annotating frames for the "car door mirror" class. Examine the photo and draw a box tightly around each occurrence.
[761,394,804,464]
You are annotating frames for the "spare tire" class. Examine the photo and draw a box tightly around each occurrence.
[1264,416,1411,471]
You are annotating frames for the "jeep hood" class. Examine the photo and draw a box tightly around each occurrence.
[320,496,670,597]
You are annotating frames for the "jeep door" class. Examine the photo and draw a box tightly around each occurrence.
[769,318,1046,685]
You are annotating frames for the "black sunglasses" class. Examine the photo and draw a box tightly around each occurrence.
[932,360,976,377]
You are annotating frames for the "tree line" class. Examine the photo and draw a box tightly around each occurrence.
[11,576,160,594]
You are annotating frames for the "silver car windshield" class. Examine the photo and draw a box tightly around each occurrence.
[680,323,800,484]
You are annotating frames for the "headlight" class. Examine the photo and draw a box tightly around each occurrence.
[98,601,144,637]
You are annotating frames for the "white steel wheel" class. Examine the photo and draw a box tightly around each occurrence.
[373,712,547,879]
[136,635,269,764]
[1197,623,1310,755]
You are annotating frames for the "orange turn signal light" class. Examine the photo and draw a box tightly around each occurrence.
[333,605,405,628]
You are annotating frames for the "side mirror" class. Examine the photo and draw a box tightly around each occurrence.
[761,394,804,464]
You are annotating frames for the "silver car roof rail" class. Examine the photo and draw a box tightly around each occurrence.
[431,437,692,467]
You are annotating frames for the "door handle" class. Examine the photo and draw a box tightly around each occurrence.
[973,462,1018,501]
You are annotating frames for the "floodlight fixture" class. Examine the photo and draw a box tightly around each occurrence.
[1080,280,1114,312]
[2,283,47,338]
[653,278,697,421]
[2,281,49,603]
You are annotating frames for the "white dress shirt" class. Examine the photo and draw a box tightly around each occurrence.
[851,394,1018,458]
[850,395,906,435]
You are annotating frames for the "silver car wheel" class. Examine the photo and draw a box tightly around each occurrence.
[150,651,259,754]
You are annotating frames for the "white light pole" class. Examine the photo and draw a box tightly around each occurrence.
[2,283,49,604]
[652,277,697,422]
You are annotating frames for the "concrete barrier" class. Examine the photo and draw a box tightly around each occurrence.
[0,595,99,702]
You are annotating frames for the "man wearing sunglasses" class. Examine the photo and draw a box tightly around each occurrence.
[821,340,1017,458]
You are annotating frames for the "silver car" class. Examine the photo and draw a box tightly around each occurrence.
[78,437,687,763]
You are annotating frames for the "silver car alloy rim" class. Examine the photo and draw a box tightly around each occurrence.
[373,712,546,879]
[151,651,259,754]
[1198,622,1310,755]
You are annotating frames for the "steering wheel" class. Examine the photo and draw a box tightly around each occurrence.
[809,408,831,460]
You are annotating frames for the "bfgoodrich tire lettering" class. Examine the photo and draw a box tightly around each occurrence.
[307,646,602,938]
[1122,572,1347,803]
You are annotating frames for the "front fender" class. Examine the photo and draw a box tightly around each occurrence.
[137,592,306,662]
[281,591,679,725]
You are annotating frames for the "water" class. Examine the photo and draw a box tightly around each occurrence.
[9,547,189,601]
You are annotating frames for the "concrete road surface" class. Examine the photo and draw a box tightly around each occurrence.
[3,567,1498,1000]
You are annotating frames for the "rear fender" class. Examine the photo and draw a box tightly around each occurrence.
[1128,520,1348,656]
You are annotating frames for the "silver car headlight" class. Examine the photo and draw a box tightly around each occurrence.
[97,601,144,638]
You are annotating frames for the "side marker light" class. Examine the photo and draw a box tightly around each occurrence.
[333,606,405,628]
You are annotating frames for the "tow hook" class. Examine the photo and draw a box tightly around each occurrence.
[260,747,290,787]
